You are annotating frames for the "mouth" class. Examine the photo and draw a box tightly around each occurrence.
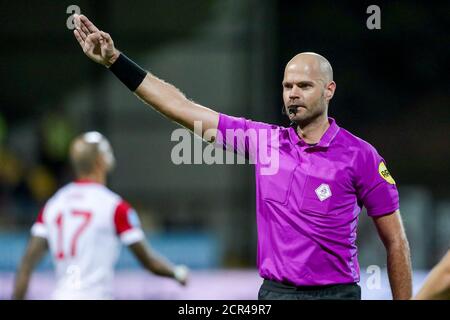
[287,104,306,115]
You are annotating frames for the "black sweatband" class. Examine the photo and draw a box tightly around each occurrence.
[109,53,147,91]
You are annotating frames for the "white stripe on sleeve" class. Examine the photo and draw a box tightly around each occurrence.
[120,228,145,245]
[31,223,48,239]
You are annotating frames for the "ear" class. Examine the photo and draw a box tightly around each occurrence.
[324,81,336,101]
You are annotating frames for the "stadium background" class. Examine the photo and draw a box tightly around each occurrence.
[0,0,448,299]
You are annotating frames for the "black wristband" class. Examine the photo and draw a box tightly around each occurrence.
[109,53,147,91]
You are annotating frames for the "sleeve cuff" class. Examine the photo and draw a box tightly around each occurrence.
[120,228,145,245]
[31,223,48,239]
[214,113,226,148]
[367,205,400,217]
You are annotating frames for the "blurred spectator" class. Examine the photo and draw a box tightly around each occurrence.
[0,111,76,227]
[37,111,76,186]
[26,165,57,204]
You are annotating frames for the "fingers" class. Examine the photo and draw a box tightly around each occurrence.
[76,26,88,41]
[74,27,112,53]
[85,32,102,45]
[100,31,113,45]
[84,32,102,54]
[79,14,100,33]
[73,29,85,49]
[80,23,90,37]
[73,13,81,29]
[74,13,93,38]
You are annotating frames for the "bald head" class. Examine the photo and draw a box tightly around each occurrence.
[282,52,336,125]
[285,52,333,84]
[70,132,115,177]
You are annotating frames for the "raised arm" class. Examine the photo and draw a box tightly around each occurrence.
[12,236,48,299]
[128,240,188,286]
[73,14,219,141]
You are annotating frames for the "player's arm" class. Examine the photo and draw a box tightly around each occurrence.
[128,241,188,286]
[73,14,219,141]
[413,250,450,300]
[12,236,48,300]
[372,210,413,300]
[114,201,188,285]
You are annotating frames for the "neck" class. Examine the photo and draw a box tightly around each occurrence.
[77,172,106,185]
[296,113,330,144]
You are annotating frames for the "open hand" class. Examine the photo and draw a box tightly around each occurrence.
[73,14,119,67]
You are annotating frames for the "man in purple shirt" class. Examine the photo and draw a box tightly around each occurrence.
[73,14,413,300]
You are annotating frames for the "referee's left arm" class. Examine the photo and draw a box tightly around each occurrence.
[355,144,412,300]
[372,210,413,300]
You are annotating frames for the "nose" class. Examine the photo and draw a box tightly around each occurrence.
[289,84,301,100]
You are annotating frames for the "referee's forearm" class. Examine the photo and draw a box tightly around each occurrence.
[134,73,219,135]
[107,51,193,124]
[135,73,191,122]
[108,53,219,136]
[386,240,413,299]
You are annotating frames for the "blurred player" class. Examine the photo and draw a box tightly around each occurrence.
[12,131,188,300]
[413,250,450,300]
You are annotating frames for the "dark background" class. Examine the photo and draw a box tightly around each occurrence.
[0,0,448,269]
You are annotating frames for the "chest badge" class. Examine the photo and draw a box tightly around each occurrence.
[315,183,332,201]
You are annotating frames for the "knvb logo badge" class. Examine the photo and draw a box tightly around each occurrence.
[315,183,332,201]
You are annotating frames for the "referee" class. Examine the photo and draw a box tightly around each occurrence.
[73,14,412,300]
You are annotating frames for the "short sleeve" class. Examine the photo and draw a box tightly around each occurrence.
[31,206,48,239]
[114,200,145,245]
[215,113,279,163]
[355,144,399,217]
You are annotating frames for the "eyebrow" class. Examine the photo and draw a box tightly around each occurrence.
[282,80,316,86]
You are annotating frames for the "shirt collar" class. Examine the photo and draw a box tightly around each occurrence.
[288,117,340,148]
[74,179,100,185]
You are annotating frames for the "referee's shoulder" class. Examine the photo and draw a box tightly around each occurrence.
[336,126,379,156]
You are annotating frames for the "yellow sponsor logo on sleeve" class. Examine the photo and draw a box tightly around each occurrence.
[378,161,395,184]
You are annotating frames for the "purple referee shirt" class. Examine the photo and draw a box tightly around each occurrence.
[216,114,399,286]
